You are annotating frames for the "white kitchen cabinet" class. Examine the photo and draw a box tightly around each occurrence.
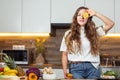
[22,0,50,33]
[115,0,120,32]
[84,0,115,33]
[0,0,21,32]
[51,0,84,23]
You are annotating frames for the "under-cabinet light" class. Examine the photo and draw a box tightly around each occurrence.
[105,33,120,36]
[0,33,50,36]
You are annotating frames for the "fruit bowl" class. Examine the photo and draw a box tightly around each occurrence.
[101,75,115,79]
[43,73,56,79]
[101,70,118,79]
[42,67,56,79]
[0,75,20,80]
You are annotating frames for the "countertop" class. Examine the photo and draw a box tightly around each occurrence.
[20,64,63,69]
[39,79,119,80]
[20,64,120,69]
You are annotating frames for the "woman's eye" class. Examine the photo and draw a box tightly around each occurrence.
[77,14,81,16]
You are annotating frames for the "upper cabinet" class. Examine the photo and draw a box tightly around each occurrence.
[0,0,50,33]
[51,0,84,23]
[22,0,50,33]
[0,0,119,33]
[84,0,115,33]
[0,0,21,32]
[115,0,120,32]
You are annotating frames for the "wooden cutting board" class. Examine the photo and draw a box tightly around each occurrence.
[0,76,27,80]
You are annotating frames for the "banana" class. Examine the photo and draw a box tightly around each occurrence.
[0,72,3,75]
[3,69,18,76]
[8,73,17,76]
[4,72,17,76]
[7,69,18,74]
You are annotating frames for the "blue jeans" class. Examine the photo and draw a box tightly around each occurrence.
[69,62,101,79]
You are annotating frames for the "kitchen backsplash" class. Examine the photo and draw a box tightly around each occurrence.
[100,36,120,66]
[0,29,66,65]
[0,29,120,67]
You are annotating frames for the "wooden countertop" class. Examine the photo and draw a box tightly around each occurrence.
[20,64,63,69]
[20,64,120,69]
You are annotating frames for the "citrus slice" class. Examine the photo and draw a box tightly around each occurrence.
[66,73,73,79]
[83,12,89,19]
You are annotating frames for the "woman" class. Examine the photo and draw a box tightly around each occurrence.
[60,6,114,79]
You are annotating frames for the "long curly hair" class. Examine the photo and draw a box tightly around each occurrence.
[65,6,100,56]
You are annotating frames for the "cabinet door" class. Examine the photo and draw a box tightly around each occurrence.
[0,0,21,32]
[115,0,120,32]
[51,0,84,23]
[85,0,115,33]
[22,0,50,33]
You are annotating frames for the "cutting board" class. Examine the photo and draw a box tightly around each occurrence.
[0,76,27,80]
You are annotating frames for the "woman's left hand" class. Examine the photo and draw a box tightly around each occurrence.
[87,9,96,16]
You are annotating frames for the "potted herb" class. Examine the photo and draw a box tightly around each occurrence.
[35,38,46,53]
[35,38,46,65]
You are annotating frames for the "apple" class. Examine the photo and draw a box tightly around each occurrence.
[0,67,4,72]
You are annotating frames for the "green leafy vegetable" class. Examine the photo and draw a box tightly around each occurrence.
[103,71,118,78]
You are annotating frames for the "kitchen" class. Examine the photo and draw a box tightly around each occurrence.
[0,0,120,79]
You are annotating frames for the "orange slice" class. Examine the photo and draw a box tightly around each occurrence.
[66,73,73,79]
[83,12,89,19]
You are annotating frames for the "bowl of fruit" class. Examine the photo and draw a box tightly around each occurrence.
[0,54,26,80]
[42,67,56,79]
[101,70,118,79]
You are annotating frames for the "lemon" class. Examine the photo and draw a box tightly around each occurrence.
[4,66,10,72]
